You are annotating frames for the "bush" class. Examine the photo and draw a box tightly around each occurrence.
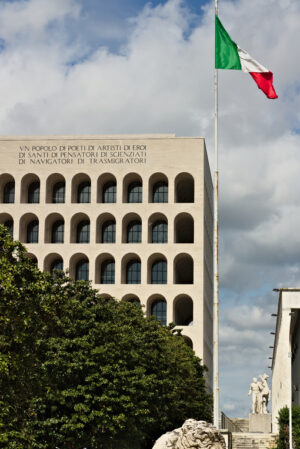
[0,225,212,449]
[277,406,300,449]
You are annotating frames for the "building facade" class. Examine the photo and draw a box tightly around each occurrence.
[271,288,300,432]
[0,134,214,388]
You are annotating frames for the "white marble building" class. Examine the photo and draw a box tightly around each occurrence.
[0,134,214,388]
[271,288,300,432]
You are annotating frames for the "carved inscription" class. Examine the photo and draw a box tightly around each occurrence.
[18,144,147,166]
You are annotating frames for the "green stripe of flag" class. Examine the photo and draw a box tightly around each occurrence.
[215,15,241,70]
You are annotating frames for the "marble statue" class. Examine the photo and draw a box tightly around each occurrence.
[248,374,271,414]
[152,419,226,449]
[248,377,262,414]
[259,373,271,414]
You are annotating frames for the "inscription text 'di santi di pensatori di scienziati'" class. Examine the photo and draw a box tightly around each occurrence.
[18,144,147,166]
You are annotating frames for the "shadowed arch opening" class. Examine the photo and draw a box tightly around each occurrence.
[121,253,141,284]
[69,253,89,281]
[20,174,40,204]
[44,213,64,243]
[95,253,115,284]
[148,213,168,243]
[147,294,167,326]
[0,213,14,237]
[148,173,168,203]
[175,173,194,203]
[173,253,193,284]
[26,252,38,266]
[147,253,167,284]
[19,213,39,243]
[96,213,116,243]
[122,213,142,243]
[70,213,90,243]
[123,173,142,203]
[97,173,117,203]
[173,295,193,325]
[122,294,141,306]
[183,336,193,349]
[0,174,15,204]
[46,173,66,203]
[99,293,113,300]
[71,173,91,203]
[174,213,194,243]
[44,253,64,273]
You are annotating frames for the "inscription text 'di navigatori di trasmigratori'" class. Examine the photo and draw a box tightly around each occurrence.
[18,144,147,165]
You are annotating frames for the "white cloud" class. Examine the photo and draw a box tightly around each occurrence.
[0,0,80,41]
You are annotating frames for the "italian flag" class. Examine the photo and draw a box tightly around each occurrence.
[215,15,278,99]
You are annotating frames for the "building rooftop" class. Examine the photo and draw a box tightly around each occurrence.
[0,134,205,141]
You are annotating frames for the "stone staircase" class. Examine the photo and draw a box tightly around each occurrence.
[230,418,249,433]
[221,414,278,449]
[232,432,277,449]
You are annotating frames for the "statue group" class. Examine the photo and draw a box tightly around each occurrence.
[248,373,271,414]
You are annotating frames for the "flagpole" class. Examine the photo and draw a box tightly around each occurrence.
[213,0,220,429]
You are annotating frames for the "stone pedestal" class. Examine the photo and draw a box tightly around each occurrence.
[249,413,271,433]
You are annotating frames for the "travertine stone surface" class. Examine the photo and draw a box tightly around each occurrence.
[232,432,277,449]
[153,419,226,449]
[272,289,300,433]
[249,414,271,433]
[0,134,214,389]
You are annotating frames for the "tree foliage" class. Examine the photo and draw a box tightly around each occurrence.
[0,225,212,448]
[277,406,300,449]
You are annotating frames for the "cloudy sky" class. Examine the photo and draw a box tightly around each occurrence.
[1,0,299,417]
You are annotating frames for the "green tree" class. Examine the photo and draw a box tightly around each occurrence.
[277,406,300,449]
[0,225,212,449]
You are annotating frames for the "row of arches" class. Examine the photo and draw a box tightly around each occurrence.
[27,252,194,285]
[144,294,193,329]
[14,249,193,335]
[98,294,194,348]
[0,172,194,204]
[1,212,194,244]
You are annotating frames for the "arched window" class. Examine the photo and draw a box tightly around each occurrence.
[127,220,142,243]
[103,181,116,203]
[152,221,167,243]
[153,181,168,203]
[28,181,40,203]
[126,260,141,284]
[128,181,142,203]
[3,182,15,203]
[50,258,63,273]
[4,219,13,237]
[27,220,39,243]
[151,300,167,326]
[126,298,141,306]
[151,260,167,284]
[102,220,116,243]
[76,260,89,281]
[51,220,64,243]
[101,260,115,284]
[52,181,65,203]
[77,181,91,203]
[76,220,90,243]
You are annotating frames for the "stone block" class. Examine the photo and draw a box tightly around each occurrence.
[219,429,232,449]
[249,414,272,433]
